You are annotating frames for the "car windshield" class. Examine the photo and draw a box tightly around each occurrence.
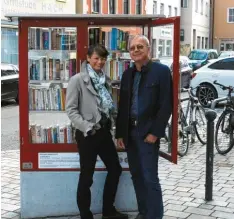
[188,51,207,60]
[219,52,234,58]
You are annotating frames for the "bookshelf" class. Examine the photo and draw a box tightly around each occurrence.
[4,14,180,172]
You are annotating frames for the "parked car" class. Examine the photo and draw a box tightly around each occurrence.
[159,56,193,88]
[188,49,219,71]
[1,63,19,103]
[190,56,234,107]
[218,51,234,59]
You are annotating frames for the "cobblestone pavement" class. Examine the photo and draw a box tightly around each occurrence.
[1,138,234,219]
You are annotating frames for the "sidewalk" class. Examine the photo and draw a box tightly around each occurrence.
[1,142,234,219]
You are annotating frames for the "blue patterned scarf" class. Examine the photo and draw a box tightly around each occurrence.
[87,64,114,118]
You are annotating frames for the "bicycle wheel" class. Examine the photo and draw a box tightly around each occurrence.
[215,110,234,155]
[178,112,189,157]
[194,106,207,145]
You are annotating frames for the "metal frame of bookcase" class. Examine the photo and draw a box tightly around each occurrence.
[6,14,180,172]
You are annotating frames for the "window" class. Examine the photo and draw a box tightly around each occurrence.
[123,0,129,14]
[136,0,141,14]
[168,6,172,17]
[205,37,208,49]
[181,0,188,8]
[109,0,116,14]
[206,2,208,16]
[166,40,172,56]
[160,3,164,14]
[195,0,198,12]
[228,8,234,23]
[153,1,157,14]
[197,36,201,49]
[201,0,203,15]
[93,0,100,13]
[1,28,18,65]
[174,7,178,16]
[209,58,234,70]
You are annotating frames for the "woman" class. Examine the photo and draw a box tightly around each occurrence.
[66,44,128,219]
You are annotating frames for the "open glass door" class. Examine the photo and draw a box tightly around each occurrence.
[149,17,180,164]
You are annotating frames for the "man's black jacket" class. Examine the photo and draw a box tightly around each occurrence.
[115,61,173,148]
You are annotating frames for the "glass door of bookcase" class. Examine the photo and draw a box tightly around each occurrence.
[28,27,77,144]
[150,17,180,164]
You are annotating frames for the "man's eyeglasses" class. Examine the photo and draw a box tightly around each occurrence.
[129,44,148,52]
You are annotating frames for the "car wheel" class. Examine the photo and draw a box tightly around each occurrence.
[197,84,217,107]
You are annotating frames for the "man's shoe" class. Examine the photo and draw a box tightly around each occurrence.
[102,209,128,219]
[135,213,145,219]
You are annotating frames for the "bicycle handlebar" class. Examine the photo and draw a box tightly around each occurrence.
[213,80,233,91]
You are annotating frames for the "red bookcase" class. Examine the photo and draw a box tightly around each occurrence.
[6,14,180,172]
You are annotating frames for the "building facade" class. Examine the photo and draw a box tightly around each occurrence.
[180,0,210,55]
[1,0,77,65]
[212,0,234,52]
[146,0,181,58]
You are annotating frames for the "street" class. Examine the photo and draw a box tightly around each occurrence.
[1,100,20,151]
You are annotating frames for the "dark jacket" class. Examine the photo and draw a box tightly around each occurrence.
[115,60,173,147]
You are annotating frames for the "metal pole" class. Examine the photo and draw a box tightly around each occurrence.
[205,109,217,201]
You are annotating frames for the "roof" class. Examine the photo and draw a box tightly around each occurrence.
[5,14,166,21]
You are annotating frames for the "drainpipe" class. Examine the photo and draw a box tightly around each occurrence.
[209,0,215,48]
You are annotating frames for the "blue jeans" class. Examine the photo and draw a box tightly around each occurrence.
[127,128,163,219]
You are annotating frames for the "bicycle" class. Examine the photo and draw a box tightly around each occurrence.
[166,86,207,157]
[210,80,234,155]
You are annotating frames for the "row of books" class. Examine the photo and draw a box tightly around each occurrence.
[29,28,76,50]
[29,123,75,144]
[29,86,66,111]
[103,59,134,80]
[89,27,130,51]
[29,57,76,81]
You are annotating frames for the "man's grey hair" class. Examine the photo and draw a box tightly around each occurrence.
[129,35,150,47]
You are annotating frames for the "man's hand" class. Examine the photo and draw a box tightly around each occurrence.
[144,134,157,144]
[117,138,125,149]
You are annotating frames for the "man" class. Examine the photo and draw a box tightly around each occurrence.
[66,44,128,219]
[116,35,173,219]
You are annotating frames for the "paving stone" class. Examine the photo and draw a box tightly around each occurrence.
[199,204,215,210]
[227,198,234,203]
[1,193,17,199]
[165,203,187,212]
[184,207,213,216]
[179,197,194,202]
[206,200,228,207]
[163,190,177,195]
[213,206,234,213]
[187,214,216,219]
[183,202,201,207]
[227,203,234,208]
[1,203,20,211]
[164,210,191,219]
[174,187,191,192]
[166,199,185,206]
[211,211,234,219]
[175,191,193,197]
[1,212,19,219]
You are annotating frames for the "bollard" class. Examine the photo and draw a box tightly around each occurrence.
[205,109,217,201]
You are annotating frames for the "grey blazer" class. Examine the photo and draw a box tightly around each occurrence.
[65,61,112,134]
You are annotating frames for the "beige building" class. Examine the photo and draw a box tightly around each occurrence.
[213,0,234,52]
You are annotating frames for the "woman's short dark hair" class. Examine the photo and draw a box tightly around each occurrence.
[87,44,109,58]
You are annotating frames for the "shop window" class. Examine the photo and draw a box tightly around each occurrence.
[1,27,18,65]
[123,0,129,14]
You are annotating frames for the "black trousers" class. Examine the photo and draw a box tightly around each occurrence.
[75,127,122,219]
